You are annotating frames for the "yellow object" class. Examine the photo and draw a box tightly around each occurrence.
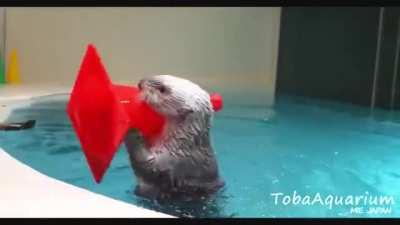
[6,49,21,84]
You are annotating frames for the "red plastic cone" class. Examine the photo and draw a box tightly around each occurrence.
[67,44,131,183]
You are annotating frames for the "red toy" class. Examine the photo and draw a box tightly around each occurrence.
[67,44,223,183]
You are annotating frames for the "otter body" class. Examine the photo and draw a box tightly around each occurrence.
[124,75,224,202]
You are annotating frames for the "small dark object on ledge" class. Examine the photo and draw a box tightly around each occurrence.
[0,120,36,131]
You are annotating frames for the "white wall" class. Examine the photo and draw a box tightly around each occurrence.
[5,7,281,106]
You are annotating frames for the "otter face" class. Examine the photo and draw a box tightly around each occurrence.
[138,75,213,119]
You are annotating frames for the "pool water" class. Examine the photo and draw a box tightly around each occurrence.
[1,94,400,218]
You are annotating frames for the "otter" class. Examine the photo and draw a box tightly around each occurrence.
[124,75,225,202]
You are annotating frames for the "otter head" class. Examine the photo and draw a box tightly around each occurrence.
[138,75,213,122]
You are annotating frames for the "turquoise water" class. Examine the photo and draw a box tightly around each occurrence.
[1,94,400,218]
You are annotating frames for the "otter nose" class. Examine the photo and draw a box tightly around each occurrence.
[138,79,146,90]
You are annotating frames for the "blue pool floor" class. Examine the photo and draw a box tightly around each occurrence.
[1,94,400,218]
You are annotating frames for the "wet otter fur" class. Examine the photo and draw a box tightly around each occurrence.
[124,75,225,202]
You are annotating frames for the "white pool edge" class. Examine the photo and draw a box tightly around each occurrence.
[0,86,174,218]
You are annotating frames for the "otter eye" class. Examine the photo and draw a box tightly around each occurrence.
[157,85,167,94]
[148,80,168,94]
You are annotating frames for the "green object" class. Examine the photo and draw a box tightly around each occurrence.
[0,56,5,84]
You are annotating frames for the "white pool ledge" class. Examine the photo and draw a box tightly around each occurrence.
[0,84,174,218]
[0,150,173,218]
